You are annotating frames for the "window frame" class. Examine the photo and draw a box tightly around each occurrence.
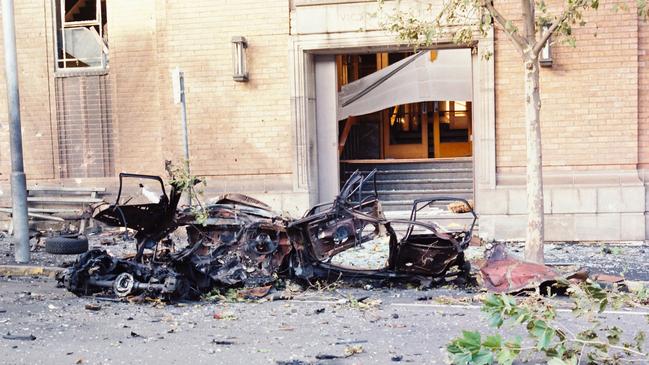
[53,0,108,76]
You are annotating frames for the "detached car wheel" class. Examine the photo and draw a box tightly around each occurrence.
[45,236,89,255]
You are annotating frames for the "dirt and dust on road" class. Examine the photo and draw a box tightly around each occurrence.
[1,273,648,365]
[2,226,649,365]
[1,169,649,364]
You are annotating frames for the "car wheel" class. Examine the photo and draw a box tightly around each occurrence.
[45,236,89,255]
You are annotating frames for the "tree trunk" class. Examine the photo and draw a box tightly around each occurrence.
[524,58,545,264]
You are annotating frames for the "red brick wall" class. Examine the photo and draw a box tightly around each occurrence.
[0,0,293,189]
[495,0,640,172]
[107,0,293,189]
[108,0,163,175]
[155,0,292,179]
[0,0,56,180]
[639,13,649,166]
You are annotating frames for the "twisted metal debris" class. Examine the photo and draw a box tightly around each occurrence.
[58,170,476,300]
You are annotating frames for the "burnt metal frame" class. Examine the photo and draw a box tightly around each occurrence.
[114,173,168,205]
[79,170,476,299]
[288,169,473,280]
[96,173,182,262]
[403,197,477,247]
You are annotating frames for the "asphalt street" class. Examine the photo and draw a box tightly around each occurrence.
[1,276,648,365]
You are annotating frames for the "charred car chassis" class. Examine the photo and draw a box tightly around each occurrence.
[58,170,476,300]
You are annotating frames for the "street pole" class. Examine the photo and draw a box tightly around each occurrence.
[2,0,30,263]
[179,71,191,206]
[172,67,191,207]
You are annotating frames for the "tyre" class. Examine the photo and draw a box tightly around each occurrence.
[57,233,80,239]
[45,236,89,255]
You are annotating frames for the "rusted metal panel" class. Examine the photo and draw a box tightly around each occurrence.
[479,244,589,294]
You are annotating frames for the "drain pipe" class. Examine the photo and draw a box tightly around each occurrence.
[2,0,30,263]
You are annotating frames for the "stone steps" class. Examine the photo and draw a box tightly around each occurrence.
[340,158,475,217]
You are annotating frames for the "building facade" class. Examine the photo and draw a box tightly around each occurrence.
[0,0,647,241]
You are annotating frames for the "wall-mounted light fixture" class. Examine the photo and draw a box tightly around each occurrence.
[539,25,553,67]
[231,36,248,82]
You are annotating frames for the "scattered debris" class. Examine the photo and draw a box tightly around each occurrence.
[479,243,589,293]
[276,361,309,365]
[57,169,476,301]
[334,339,368,345]
[84,303,101,311]
[94,296,123,303]
[593,273,625,285]
[3,333,36,341]
[315,345,364,360]
[344,296,383,311]
[343,344,365,357]
[237,285,273,299]
[212,312,237,320]
[447,200,473,213]
[211,339,235,345]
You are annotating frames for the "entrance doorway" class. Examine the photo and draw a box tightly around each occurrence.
[333,49,474,212]
[336,51,473,161]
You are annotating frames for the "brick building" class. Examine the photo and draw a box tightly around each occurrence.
[0,0,647,241]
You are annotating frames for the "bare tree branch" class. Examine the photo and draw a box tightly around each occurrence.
[483,0,527,55]
[532,10,569,56]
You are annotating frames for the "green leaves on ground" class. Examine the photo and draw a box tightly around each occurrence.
[446,282,649,364]
[447,331,520,365]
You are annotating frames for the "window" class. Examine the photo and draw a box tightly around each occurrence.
[54,0,108,70]
[53,1,113,177]
[438,101,471,143]
[389,103,423,145]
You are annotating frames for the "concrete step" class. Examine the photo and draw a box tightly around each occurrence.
[341,158,473,171]
[344,168,474,181]
[373,178,473,190]
[377,189,473,201]
[341,159,475,212]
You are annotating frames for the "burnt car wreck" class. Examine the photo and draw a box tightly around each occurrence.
[58,170,476,301]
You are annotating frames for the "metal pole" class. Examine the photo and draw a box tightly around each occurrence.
[2,0,30,263]
[179,71,191,206]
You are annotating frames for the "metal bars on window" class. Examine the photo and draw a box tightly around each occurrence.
[55,75,115,178]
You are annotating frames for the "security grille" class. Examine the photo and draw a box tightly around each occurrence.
[55,75,114,178]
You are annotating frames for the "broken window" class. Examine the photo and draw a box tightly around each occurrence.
[54,0,108,70]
